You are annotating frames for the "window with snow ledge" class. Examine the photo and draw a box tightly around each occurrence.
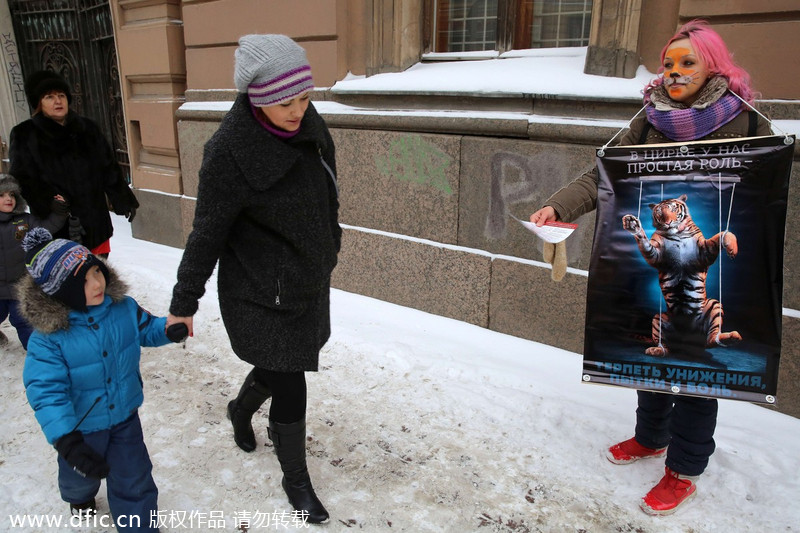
[431,0,593,55]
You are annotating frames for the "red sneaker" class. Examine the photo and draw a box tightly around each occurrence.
[606,437,667,465]
[640,467,697,515]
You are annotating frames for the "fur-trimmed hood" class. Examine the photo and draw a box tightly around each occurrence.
[14,262,128,333]
[0,174,28,214]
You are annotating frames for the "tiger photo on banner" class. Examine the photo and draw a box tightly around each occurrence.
[582,135,794,404]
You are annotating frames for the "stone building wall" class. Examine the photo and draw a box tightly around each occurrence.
[154,90,800,418]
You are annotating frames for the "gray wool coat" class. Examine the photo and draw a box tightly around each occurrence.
[169,95,341,371]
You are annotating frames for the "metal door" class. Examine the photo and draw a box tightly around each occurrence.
[8,0,129,181]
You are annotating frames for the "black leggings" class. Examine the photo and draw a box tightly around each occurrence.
[250,368,307,424]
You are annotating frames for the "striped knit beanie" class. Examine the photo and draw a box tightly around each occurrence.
[233,34,314,107]
[22,228,108,311]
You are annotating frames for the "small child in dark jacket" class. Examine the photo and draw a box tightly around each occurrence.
[0,174,67,349]
[18,228,187,531]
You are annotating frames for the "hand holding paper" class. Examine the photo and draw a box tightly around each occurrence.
[511,214,577,244]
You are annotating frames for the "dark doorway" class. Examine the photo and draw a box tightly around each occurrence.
[9,0,130,182]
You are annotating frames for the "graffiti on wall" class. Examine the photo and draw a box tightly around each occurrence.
[376,134,454,195]
[486,151,546,240]
[486,149,589,265]
[2,32,27,111]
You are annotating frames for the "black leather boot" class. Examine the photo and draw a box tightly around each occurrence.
[268,419,329,524]
[226,370,271,452]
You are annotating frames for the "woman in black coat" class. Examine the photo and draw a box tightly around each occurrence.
[167,34,341,524]
[9,70,138,255]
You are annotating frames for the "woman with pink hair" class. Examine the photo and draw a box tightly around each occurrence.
[529,20,771,515]
[645,19,756,105]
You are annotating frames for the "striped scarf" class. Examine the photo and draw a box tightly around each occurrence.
[250,103,300,139]
[645,81,742,142]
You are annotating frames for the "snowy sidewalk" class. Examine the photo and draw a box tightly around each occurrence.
[2,216,799,532]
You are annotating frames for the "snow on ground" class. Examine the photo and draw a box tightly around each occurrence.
[2,216,799,532]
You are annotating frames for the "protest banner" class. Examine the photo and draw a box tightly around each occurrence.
[582,135,794,404]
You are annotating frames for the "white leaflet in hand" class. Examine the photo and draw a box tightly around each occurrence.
[510,214,577,244]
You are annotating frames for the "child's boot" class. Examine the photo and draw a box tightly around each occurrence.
[269,418,329,524]
[640,467,697,515]
[227,370,271,452]
[607,437,667,464]
[69,498,97,518]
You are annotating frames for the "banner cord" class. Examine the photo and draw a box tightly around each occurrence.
[637,181,643,220]
[715,175,736,346]
[599,92,794,156]
[728,91,793,144]
[598,104,649,156]
[657,184,664,352]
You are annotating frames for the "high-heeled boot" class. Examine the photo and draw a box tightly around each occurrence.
[226,370,271,452]
[268,419,329,524]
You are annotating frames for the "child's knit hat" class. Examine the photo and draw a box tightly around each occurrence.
[22,228,108,311]
[233,34,314,107]
[0,174,27,214]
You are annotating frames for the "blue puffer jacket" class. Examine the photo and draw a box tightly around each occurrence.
[18,265,169,444]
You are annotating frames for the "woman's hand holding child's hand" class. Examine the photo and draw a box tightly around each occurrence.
[166,314,193,340]
[166,322,189,343]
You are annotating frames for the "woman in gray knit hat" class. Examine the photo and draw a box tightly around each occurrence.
[167,34,340,524]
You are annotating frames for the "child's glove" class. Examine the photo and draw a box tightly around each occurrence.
[68,216,86,244]
[55,431,110,479]
[50,198,70,217]
[166,322,189,343]
[543,240,567,282]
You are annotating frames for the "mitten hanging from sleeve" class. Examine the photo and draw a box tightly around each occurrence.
[543,240,567,282]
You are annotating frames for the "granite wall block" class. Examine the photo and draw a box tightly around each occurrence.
[780,163,800,310]
[488,258,587,354]
[457,136,598,270]
[778,315,800,418]
[131,190,188,248]
[332,129,461,244]
[332,228,491,327]
[177,120,222,198]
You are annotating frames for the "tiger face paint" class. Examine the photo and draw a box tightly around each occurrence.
[662,38,710,105]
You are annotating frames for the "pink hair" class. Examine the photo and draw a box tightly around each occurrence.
[644,19,757,106]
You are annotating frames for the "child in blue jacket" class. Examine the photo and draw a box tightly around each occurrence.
[18,228,187,531]
[0,173,67,349]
